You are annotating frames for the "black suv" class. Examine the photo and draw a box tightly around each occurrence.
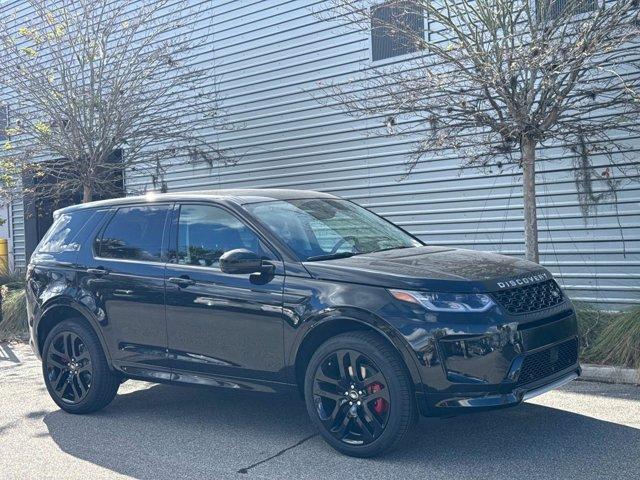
[27,189,580,457]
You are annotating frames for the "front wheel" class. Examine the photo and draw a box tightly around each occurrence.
[42,319,120,414]
[304,331,416,457]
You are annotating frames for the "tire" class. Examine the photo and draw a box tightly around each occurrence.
[42,318,120,414]
[304,331,416,457]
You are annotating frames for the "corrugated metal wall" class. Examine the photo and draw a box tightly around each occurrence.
[7,0,640,307]
[9,196,25,270]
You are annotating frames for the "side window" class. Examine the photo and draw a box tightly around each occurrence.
[36,209,96,253]
[174,204,275,268]
[95,205,169,261]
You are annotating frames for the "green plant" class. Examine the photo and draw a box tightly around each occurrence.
[0,271,26,291]
[588,307,640,370]
[0,287,28,341]
[573,301,618,358]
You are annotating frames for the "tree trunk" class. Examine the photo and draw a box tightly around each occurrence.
[521,137,539,263]
[82,184,93,203]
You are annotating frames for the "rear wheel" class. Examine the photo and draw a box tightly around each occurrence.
[304,331,416,457]
[42,319,120,414]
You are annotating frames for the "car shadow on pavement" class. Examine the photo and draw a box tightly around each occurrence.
[43,383,640,480]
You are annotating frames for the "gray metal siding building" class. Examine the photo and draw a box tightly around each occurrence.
[5,0,640,306]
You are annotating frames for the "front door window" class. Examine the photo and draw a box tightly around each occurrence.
[173,204,274,268]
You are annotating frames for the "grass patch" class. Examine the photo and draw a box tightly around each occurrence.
[573,301,618,359]
[0,288,28,341]
[587,307,640,370]
[0,272,28,341]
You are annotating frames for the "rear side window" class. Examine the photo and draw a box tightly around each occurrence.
[95,205,169,262]
[37,209,96,253]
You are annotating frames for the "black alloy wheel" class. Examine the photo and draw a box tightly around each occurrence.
[313,349,390,446]
[304,331,416,457]
[46,331,93,404]
[42,319,120,414]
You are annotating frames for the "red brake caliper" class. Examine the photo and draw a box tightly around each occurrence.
[368,383,388,414]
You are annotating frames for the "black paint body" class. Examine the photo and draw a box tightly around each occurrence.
[27,189,580,416]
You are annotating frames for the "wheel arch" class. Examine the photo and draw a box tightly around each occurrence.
[36,302,112,366]
[292,314,422,398]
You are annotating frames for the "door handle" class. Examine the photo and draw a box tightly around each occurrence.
[87,267,109,276]
[194,296,217,307]
[168,276,196,288]
[114,289,134,297]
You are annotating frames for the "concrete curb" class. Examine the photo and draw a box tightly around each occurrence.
[579,363,639,385]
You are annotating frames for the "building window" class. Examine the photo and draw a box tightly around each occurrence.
[538,0,598,21]
[0,105,8,142]
[371,1,424,62]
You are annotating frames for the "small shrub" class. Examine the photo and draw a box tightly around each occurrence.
[0,271,26,291]
[588,307,640,370]
[573,301,618,359]
[0,287,28,341]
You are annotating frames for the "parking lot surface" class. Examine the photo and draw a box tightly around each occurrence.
[1,342,639,480]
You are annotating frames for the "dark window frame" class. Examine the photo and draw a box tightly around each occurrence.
[371,0,425,62]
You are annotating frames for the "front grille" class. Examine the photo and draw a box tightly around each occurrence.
[516,337,578,387]
[492,279,564,314]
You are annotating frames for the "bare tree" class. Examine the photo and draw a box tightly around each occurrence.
[0,0,230,204]
[323,0,640,262]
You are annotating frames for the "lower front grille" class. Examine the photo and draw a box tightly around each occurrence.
[516,337,579,387]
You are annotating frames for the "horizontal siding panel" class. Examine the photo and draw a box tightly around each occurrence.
[126,0,640,307]
[2,0,638,306]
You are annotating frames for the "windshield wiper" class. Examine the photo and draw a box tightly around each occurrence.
[373,245,413,253]
[305,251,358,262]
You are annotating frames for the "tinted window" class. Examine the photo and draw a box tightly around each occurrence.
[174,204,274,268]
[36,209,96,253]
[96,205,169,261]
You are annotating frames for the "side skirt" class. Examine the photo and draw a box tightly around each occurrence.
[115,363,298,395]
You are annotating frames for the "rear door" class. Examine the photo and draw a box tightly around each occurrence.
[164,202,286,384]
[77,203,172,375]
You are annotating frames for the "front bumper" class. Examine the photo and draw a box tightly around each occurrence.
[416,366,580,414]
[409,306,581,416]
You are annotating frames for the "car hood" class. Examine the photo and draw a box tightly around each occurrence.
[302,246,551,293]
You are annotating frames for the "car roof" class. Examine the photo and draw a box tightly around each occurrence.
[56,188,339,214]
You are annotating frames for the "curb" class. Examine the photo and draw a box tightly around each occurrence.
[578,363,639,386]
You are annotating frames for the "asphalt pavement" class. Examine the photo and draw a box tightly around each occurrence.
[1,342,639,480]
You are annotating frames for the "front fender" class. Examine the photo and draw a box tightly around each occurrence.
[287,306,424,394]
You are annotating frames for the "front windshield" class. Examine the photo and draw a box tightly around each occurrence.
[246,198,422,261]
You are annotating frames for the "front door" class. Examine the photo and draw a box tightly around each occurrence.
[164,203,286,384]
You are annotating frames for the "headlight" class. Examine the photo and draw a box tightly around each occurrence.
[388,289,495,313]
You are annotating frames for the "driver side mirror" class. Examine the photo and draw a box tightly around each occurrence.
[220,249,269,275]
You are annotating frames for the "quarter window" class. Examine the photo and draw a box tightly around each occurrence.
[36,209,96,253]
[96,205,169,261]
[174,204,274,268]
